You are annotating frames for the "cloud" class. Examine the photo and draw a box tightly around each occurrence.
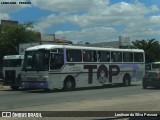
[32,0,109,14]
[55,27,117,42]
[69,1,155,28]
[33,0,160,42]
[34,14,66,33]
[150,5,159,12]
[0,13,10,22]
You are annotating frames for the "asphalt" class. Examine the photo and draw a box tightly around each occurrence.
[0,91,160,120]
[0,82,160,120]
[0,83,10,90]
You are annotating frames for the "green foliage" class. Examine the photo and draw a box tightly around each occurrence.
[0,21,40,66]
[129,39,160,63]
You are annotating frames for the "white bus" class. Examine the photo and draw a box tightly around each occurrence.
[3,55,24,90]
[145,62,160,71]
[21,44,145,90]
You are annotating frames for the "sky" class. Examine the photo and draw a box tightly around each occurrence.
[0,0,160,43]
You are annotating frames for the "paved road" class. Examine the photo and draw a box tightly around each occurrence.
[1,82,160,120]
[0,81,159,111]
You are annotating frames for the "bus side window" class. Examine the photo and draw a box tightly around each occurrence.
[134,53,143,62]
[67,52,72,62]
[111,52,122,62]
[83,51,88,62]
[98,51,110,62]
[67,50,82,62]
[83,51,97,62]
[50,53,64,70]
[123,52,133,62]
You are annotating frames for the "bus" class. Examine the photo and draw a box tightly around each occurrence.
[21,44,145,90]
[3,55,24,90]
[145,62,160,71]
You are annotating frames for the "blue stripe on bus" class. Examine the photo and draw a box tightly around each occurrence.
[22,81,49,89]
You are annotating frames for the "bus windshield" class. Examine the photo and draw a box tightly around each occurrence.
[3,59,22,67]
[23,50,50,71]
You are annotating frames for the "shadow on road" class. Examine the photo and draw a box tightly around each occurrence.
[142,87,160,90]
[13,83,142,94]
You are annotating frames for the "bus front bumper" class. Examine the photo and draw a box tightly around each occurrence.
[22,81,49,89]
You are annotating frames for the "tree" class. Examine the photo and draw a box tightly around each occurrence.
[129,39,160,63]
[0,21,40,68]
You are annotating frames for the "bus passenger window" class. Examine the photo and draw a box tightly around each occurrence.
[98,51,110,62]
[123,52,133,62]
[134,53,143,62]
[83,51,88,62]
[111,52,122,62]
[50,53,64,70]
[67,50,82,62]
[83,51,97,62]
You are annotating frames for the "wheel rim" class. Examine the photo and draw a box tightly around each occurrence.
[66,80,72,89]
[124,76,130,86]
[125,79,129,85]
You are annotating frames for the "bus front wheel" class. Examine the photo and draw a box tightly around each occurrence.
[63,77,75,91]
[123,74,131,86]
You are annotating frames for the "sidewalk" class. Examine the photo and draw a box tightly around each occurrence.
[0,82,10,90]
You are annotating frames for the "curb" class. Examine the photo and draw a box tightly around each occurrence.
[0,85,10,90]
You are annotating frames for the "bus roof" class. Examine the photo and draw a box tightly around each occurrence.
[26,44,144,52]
[3,55,24,60]
[146,62,160,64]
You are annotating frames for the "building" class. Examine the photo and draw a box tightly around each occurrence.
[1,20,18,27]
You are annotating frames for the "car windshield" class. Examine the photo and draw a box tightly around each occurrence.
[145,72,158,78]
[3,59,22,67]
[23,49,49,71]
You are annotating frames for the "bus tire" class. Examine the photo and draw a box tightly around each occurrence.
[11,86,19,90]
[123,74,131,86]
[63,76,75,91]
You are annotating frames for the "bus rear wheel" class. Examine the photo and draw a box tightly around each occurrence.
[123,74,131,86]
[63,77,75,91]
